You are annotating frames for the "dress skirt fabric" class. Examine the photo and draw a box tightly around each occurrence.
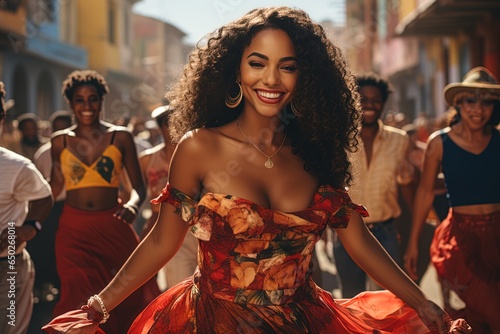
[54,204,160,333]
[127,184,440,334]
[130,272,436,334]
[431,210,500,332]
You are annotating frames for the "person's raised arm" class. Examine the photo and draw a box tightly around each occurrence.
[405,132,443,280]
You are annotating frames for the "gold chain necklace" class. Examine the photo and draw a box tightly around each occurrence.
[236,119,287,169]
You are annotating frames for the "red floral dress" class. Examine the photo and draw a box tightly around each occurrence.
[128,184,435,333]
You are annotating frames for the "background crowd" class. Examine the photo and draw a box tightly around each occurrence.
[0,71,491,333]
[0,5,496,334]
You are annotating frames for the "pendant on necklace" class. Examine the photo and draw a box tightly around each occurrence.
[265,158,274,169]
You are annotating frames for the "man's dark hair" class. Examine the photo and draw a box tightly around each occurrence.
[356,73,392,103]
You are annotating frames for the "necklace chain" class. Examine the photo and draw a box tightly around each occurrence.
[236,119,287,169]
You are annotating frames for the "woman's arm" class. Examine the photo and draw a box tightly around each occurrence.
[92,131,204,314]
[335,212,428,309]
[335,211,450,332]
[114,130,146,221]
[405,134,443,280]
[98,203,191,311]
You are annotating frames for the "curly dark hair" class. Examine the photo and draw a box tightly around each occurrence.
[355,72,392,103]
[167,6,361,188]
[61,70,109,103]
[0,81,5,120]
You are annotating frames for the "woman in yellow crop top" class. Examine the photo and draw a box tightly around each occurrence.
[48,70,160,333]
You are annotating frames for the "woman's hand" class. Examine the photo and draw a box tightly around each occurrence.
[113,203,139,224]
[41,307,105,334]
[416,300,471,334]
[448,318,472,333]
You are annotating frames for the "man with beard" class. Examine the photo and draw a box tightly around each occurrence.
[333,73,416,298]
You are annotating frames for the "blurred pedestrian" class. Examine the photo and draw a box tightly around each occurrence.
[405,66,500,333]
[48,70,160,333]
[27,110,73,331]
[128,115,153,154]
[8,113,48,161]
[397,122,438,285]
[138,105,197,290]
[34,110,74,185]
[0,81,53,334]
[334,72,416,297]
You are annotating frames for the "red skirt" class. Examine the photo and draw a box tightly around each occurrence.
[431,209,500,332]
[129,273,438,334]
[54,204,160,333]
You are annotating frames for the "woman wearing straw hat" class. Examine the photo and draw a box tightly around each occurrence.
[405,66,500,333]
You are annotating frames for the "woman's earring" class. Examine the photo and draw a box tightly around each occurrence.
[225,81,243,108]
[290,100,301,117]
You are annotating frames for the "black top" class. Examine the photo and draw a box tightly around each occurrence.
[441,129,500,207]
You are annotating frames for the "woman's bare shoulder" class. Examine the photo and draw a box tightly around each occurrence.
[177,128,222,152]
[109,125,135,144]
[51,126,75,140]
[107,124,129,133]
[425,128,447,158]
[427,127,449,144]
[171,128,225,171]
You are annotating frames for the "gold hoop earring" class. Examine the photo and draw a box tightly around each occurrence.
[290,100,301,117]
[225,81,243,108]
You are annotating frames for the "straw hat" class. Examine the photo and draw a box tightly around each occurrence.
[151,105,173,119]
[443,66,500,106]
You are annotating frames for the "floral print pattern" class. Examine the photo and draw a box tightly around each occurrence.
[130,184,436,333]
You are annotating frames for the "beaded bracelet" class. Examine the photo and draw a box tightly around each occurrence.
[87,294,110,324]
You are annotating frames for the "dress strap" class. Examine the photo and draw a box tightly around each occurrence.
[151,183,198,223]
[110,130,117,144]
[63,134,67,148]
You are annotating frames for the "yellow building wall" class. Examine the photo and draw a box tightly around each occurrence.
[448,38,460,69]
[76,0,122,72]
[424,38,443,70]
[399,0,417,21]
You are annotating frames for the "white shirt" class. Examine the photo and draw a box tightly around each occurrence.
[0,147,52,256]
[348,120,410,223]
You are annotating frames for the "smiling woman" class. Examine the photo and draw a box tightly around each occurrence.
[405,66,500,333]
[46,70,160,333]
[44,8,470,334]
